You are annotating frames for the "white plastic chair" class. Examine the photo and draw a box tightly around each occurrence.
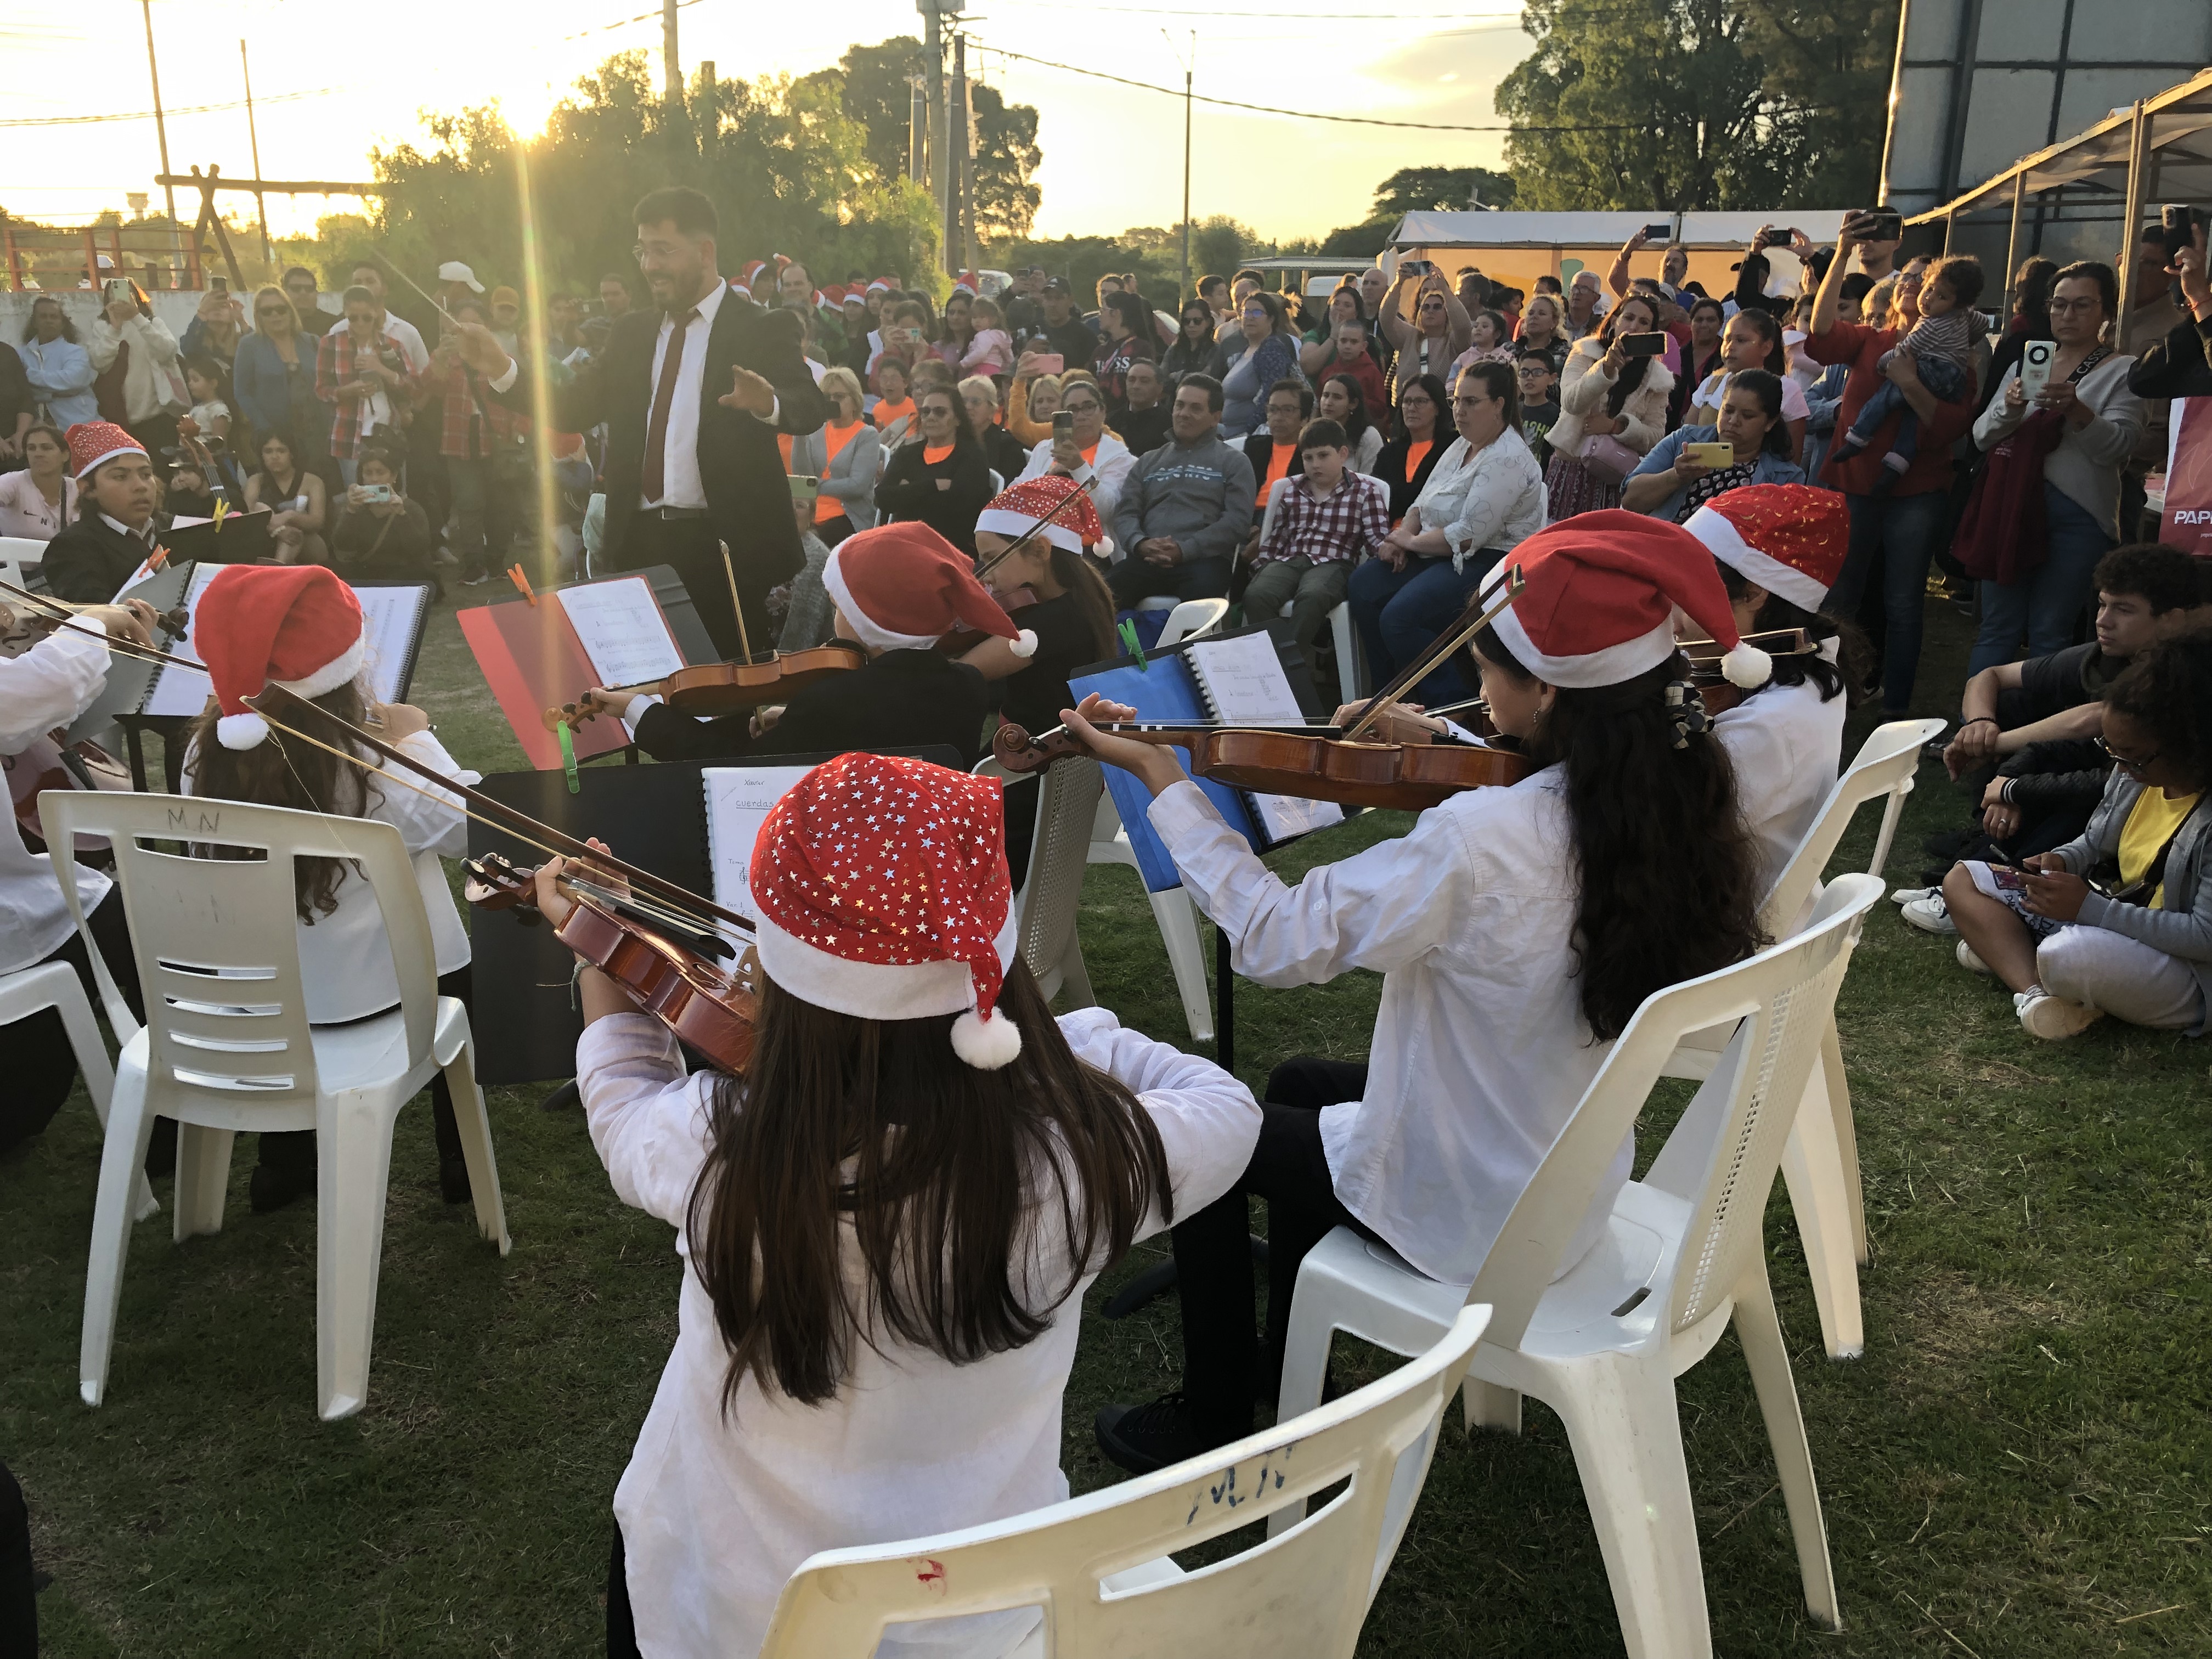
[977,753,1103,1007]
[0,533,47,595]
[0,960,157,1223]
[758,1305,1490,1659]
[1135,595,1229,646]
[1664,718,1941,1361]
[1271,874,1887,1659]
[47,793,510,1421]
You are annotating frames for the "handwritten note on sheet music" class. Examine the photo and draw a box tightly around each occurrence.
[558,578,685,691]
[702,766,817,929]
[1183,630,1345,843]
[140,569,425,717]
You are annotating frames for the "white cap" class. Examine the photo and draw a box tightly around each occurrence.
[436,261,486,294]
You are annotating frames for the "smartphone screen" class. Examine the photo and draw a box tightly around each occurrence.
[1642,223,1671,242]
[1052,410,1075,440]
[2019,338,2056,402]
[1623,332,1668,358]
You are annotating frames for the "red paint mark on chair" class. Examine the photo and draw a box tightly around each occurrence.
[916,1558,948,1595]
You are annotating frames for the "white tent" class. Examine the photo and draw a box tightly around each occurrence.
[1384,210,1853,306]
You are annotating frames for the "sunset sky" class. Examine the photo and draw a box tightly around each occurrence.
[0,1,1536,246]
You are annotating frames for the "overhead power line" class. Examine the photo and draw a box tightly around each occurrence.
[0,86,339,129]
[972,43,1634,132]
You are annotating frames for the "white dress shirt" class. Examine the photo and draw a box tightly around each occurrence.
[1148,768,1629,1288]
[1015,429,1133,526]
[643,279,728,511]
[579,1006,1260,1659]
[1714,642,1847,902]
[379,312,430,374]
[0,620,114,973]
[1409,428,1549,571]
[182,729,477,1022]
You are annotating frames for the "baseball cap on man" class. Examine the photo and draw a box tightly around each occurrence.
[436,261,486,294]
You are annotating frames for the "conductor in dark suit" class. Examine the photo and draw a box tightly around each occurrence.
[456,186,828,657]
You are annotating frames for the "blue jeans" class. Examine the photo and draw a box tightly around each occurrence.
[1967,484,2114,676]
[1846,354,1968,464]
[1829,488,1949,713]
[1348,554,1492,707]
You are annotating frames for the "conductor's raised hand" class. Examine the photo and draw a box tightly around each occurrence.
[452,321,514,381]
[721,365,778,418]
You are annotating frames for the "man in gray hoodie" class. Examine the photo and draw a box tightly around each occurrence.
[1108,373,1257,608]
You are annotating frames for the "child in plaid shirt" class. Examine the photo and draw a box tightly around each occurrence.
[1836,254,1987,484]
[1242,416,1392,704]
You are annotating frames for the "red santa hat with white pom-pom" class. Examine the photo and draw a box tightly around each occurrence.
[823,521,1036,657]
[1493,509,1772,689]
[1680,483,1848,613]
[750,751,1024,1068]
[973,474,1104,555]
[194,565,366,751]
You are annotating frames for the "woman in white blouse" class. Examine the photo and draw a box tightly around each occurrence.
[1347,359,1547,706]
[0,423,77,539]
[179,566,480,1216]
[1071,513,1769,1472]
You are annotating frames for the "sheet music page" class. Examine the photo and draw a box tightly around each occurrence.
[1184,631,1345,842]
[140,563,224,716]
[557,578,686,690]
[355,586,430,703]
[702,765,818,930]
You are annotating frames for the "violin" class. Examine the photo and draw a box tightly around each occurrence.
[548,541,867,731]
[247,684,763,1074]
[460,853,759,1075]
[992,716,1531,811]
[0,589,188,657]
[1676,628,1817,717]
[939,585,1039,657]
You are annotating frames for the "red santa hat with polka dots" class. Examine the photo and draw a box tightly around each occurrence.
[973,475,1104,555]
[64,420,146,482]
[1681,483,1849,614]
[195,565,366,751]
[1493,509,1772,689]
[823,521,1036,657]
[750,751,1024,1067]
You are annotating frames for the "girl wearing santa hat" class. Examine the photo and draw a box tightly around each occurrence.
[532,752,1260,1659]
[961,476,1119,884]
[178,565,481,1214]
[40,421,170,603]
[1068,509,1770,1472]
[1680,483,1870,900]
[591,521,1008,769]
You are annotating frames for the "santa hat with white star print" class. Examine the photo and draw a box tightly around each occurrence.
[1493,508,1771,690]
[195,565,366,750]
[1681,483,1849,613]
[64,420,146,482]
[973,474,1104,555]
[823,521,1036,657]
[750,751,1024,1068]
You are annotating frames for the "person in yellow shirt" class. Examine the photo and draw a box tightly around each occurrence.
[1944,635,2212,1040]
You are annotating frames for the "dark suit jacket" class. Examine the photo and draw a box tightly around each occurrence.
[42,515,168,603]
[496,285,828,593]
[631,649,989,770]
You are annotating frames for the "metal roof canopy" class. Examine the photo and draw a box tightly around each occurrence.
[1238,255,1374,273]
[1906,66,2212,343]
[1385,211,1852,249]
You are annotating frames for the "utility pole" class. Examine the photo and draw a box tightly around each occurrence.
[662,0,681,104]
[141,1,175,225]
[240,40,272,266]
[1181,33,1194,303]
[952,32,975,272]
[907,74,928,182]
[921,0,950,277]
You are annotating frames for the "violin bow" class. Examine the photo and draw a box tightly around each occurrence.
[1340,562,1525,743]
[0,576,201,675]
[367,249,465,331]
[1675,627,1816,663]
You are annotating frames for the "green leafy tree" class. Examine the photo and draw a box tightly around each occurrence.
[971,83,1041,243]
[1735,0,1900,207]
[1372,166,1519,216]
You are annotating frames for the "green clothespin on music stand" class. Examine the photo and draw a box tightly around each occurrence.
[1117,618,1148,672]
[557,719,580,794]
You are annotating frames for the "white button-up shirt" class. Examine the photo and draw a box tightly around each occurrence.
[0,620,113,972]
[642,279,727,511]
[578,1006,1258,1659]
[1714,642,1847,904]
[1409,428,1548,571]
[1148,769,1628,1286]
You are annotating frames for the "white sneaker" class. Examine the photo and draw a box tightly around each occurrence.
[2016,990,2102,1040]
[1901,893,1959,936]
[1955,940,1991,975]
[1891,885,1935,905]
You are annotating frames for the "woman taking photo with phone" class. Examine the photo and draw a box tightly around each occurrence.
[1687,309,1811,462]
[1623,370,1805,520]
[1544,292,1674,517]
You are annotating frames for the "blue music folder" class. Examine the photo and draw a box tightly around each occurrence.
[1069,643,1268,895]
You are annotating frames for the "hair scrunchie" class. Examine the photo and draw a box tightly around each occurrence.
[1664,680,1711,749]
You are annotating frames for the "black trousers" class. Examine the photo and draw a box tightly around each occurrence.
[607,1525,640,1659]
[2,886,144,1153]
[618,514,772,663]
[1173,1056,1375,1440]
[257,964,473,1174]
[0,1463,33,1657]
[1108,552,1233,611]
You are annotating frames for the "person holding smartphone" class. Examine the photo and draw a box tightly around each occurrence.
[1940,636,2212,1042]
[1543,292,1674,516]
[1622,370,1804,520]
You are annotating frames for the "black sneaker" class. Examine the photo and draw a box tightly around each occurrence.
[439,1156,473,1205]
[249,1160,315,1214]
[1094,1392,1237,1475]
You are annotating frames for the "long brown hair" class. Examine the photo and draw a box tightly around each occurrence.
[183,680,376,922]
[687,957,1172,1409]
[1595,295,1658,417]
[1476,625,1762,1039]
[1051,544,1118,661]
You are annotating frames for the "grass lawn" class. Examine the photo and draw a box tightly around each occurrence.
[7,585,2212,1656]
